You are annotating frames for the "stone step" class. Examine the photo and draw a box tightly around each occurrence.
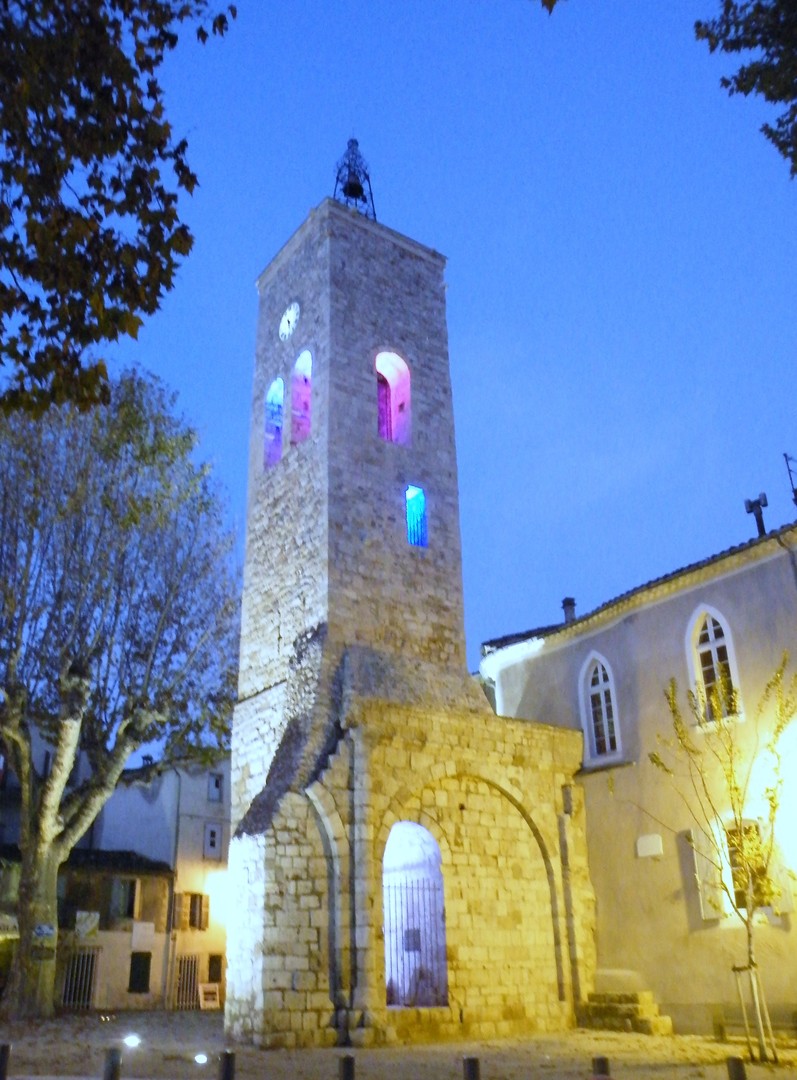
[588,991,654,1006]
[578,1000,661,1021]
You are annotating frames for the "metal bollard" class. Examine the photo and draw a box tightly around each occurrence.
[726,1058,747,1080]
[103,1048,122,1080]
[592,1057,611,1078]
[0,1043,10,1080]
[339,1054,355,1080]
[463,1057,480,1080]
[218,1050,235,1080]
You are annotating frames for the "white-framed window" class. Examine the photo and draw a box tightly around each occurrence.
[203,821,223,861]
[207,772,223,803]
[690,820,794,920]
[578,652,621,763]
[110,876,140,920]
[685,605,741,724]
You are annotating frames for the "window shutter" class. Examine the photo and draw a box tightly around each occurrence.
[689,828,724,920]
[171,892,182,930]
[172,892,190,931]
[200,893,210,932]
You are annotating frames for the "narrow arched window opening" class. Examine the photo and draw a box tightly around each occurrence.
[693,612,737,722]
[375,352,411,445]
[291,350,312,445]
[383,822,448,1007]
[579,653,621,764]
[588,661,617,756]
[264,377,284,468]
[405,485,428,548]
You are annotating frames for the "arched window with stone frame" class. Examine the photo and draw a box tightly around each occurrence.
[375,351,411,446]
[264,377,284,468]
[290,349,312,445]
[578,651,621,764]
[685,605,741,724]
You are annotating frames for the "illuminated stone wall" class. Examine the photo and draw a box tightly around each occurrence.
[227,697,594,1048]
[227,200,596,1047]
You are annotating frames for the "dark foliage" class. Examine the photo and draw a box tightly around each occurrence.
[0,0,235,413]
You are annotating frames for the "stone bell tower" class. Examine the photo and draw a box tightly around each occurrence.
[226,146,595,1049]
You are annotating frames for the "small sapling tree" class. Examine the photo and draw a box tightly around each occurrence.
[0,371,239,1018]
[650,655,797,1062]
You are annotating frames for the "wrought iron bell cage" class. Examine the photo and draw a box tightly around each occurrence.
[334,138,376,221]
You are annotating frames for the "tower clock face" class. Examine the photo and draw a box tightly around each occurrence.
[279,301,300,341]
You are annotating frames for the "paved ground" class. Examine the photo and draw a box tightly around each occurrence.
[1,1012,796,1080]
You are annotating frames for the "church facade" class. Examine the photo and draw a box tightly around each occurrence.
[481,524,797,1034]
[225,197,596,1047]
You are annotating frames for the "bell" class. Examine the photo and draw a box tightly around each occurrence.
[342,170,364,201]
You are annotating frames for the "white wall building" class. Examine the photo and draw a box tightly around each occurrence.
[481,522,797,1034]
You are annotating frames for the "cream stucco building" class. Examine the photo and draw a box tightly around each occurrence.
[481,523,797,1034]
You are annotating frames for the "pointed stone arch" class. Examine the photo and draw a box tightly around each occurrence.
[375,766,568,1006]
[306,776,353,1009]
[382,821,448,1007]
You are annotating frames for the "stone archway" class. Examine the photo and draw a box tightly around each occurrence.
[382,821,448,1007]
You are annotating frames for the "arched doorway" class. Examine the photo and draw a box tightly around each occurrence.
[382,821,447,1007]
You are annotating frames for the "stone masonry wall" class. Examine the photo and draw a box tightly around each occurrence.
[227,695,595,1047]
[228,201,597,1048]
[325,206,467,677]
[359,700,596,1042]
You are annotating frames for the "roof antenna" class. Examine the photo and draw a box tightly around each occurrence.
[333,138,376,221]
[744,492,768,537]
[785,452,797,509]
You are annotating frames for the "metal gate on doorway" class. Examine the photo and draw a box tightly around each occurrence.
[61,946,100,1009]
[383,879,448,1007]
[175,954,200,1009]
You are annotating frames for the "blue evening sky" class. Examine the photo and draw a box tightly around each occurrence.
[109,1,797,670]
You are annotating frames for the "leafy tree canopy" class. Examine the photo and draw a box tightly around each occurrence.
[0,370,239,1017]
[696,1,797,176]
[0,0,235,414]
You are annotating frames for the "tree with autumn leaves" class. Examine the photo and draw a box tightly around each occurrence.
[0,372,239,1018]
[0,0,235,414]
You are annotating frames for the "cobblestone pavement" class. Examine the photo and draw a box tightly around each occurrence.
[2,1012,796,1080]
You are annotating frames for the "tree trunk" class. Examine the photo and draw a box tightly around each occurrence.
[0,844,62,1019]
[745,903,771,1063]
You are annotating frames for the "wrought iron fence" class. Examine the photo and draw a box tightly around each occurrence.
[61,946,100,1009]
[175,953,200,1010]
[383,878,447,1006]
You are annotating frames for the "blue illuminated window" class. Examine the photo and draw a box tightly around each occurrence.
[405,485,427,548]
[264,377,284,468]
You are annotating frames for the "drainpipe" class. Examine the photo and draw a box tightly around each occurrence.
[162,768,182,1009]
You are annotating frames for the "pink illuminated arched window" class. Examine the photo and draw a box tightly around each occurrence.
[375,352,411,445]
[291,350,312,445]
[264,377,284,469]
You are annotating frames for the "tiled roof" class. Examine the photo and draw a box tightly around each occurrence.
[481,521,797,655]
[0,844,172,876]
